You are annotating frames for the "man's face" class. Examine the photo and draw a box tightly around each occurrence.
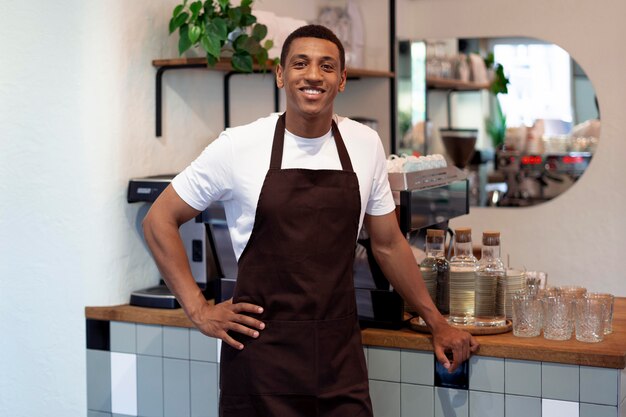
[276,37,347,124]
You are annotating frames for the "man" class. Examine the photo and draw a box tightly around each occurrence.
[143,24,478,417]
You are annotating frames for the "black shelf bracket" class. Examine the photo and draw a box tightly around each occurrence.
[155,65,280,136]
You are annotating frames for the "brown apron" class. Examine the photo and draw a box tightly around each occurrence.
[219,113,373,417]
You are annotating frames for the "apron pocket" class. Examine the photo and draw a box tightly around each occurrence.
[246,320,318,395]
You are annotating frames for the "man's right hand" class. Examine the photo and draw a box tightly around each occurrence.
[190,299,265,350]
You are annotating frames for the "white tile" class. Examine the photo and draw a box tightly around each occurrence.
[542,362,579,401]
[110,352,137,416]
[402,383,433,417]
[370,380,401,417]
[369,347,401,382]
[542,398,579,417]
[469,356,504,393]
[580,366,619,406]
[469,391,503,417]
[401,350,434,386]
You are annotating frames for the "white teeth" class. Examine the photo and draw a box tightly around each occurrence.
[303,89,322,95]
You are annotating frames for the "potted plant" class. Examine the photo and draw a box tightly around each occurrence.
[168,0,274,73]
[484,53,510,149]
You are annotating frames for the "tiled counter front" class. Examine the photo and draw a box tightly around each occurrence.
[365,346,626,417]
[86,318,626,417]
[86,320,219,417]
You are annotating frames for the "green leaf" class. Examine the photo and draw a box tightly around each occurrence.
[228,7,242,26]
[203,0,215,17]
[206,53,218,67]
[200,33,221,59]
[233,33,249,51]
[172,4,185,18]
[188,24,202,44]
[251,23,267,41]
[232,51,253,73]
[256,48,269,70]
[218,0,229,9]
[178,24,193,54]
[169,12,189,34]
[263,39,274,50]
[207,17,228,40]
[242,37,261,55]
[240,13,256,27]
[241,0,253,8]
[189,1,202,22]
[189,1,202,15]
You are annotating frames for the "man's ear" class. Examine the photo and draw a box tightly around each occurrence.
[338,68,347,92]
[276,65,284,88]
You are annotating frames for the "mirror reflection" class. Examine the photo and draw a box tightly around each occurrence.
[397,37,599,207]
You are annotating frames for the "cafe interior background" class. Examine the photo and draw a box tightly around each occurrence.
[1,0,625,415]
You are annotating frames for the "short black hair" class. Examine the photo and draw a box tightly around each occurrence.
[280,24,345,70]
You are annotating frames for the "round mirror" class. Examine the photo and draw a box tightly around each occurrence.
[397,37,599,207]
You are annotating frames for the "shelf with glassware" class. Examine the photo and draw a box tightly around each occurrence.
[152,57,395,137]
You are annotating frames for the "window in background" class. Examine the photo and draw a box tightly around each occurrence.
[493,42,572,132]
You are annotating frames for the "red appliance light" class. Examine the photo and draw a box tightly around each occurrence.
[562,156,584,164]
[521,155,543,165]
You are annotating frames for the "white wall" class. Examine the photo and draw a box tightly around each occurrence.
[398,0,626,294]
[1,0,625,416]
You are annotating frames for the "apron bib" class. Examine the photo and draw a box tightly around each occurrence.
[219,113,372,417]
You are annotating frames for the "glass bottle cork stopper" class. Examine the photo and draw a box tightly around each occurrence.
[426,229,445,237]
[482,230,500,246]
[426,228,445,243]
[455,227,472,243]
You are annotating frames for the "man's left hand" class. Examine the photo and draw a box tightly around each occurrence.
[431,324,479,373]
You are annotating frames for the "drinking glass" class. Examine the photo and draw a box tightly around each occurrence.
[557,285,587,300]
[585,293,615,335]
[512,293,542,337]
[524,271,548,293]
[575,297,605,343]
[543,296,574,340]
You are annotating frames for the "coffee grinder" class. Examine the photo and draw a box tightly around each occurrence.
[127,175,229,308]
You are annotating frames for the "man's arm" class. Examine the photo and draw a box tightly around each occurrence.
[142,184,264,350]
[364,211,479,371]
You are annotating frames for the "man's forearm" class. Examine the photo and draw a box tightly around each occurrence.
[372,237,448,332]
[142,212,207,321]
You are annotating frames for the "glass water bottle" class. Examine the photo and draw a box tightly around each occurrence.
[448,228,478,324]
[419,229,450,315]
[474,231,507,326]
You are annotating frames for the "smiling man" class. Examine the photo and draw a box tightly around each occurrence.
[143,24,477,417]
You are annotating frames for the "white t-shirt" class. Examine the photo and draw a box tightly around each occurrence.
[172,113,395,259]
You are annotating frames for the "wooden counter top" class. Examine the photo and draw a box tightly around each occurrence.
[86,298,626,369]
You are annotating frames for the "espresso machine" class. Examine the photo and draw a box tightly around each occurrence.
[354,165,469,329]
[127,175,238,308]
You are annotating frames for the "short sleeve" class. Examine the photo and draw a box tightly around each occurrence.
[365,139,395,216]
[171,132,234,211]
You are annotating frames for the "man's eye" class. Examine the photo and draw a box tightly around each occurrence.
[293,61,306,68]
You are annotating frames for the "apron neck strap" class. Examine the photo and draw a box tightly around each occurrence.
[269,113,354,172]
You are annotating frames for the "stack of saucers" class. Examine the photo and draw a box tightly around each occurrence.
[505,269,526,319]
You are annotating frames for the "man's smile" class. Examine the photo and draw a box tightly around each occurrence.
[300,87,325,97]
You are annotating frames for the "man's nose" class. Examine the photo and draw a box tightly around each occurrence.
[304,65,323,82]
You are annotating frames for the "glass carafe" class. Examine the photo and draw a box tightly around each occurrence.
[475,231,507,326]
[418,229,450,315]
[448,228,478,324]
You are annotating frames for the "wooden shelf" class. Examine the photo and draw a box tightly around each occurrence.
[426,76,490,91]
[152,57,395,78]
